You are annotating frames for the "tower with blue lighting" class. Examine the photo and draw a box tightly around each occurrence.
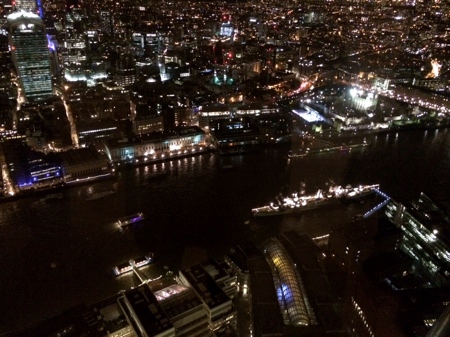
[7,12,53,102]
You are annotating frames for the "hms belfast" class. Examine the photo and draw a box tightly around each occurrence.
[252,183,380,217]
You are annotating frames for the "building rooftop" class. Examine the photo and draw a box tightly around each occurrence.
[50,147,107,166]
[201,259,230,282]
[7,11,42,25]
[157,285,204,320]
[201,103,230,112]
[122,284,173,336]
[180,264,230,310]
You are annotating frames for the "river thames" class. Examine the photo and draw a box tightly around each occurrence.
[1,128,450,332]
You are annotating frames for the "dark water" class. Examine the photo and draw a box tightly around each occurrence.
[1,128,450,332]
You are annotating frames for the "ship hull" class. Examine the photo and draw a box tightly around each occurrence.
[252,198,339,217]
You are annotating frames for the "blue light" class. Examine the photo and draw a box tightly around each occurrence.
[36,0,44,18]
[47,35,56,51]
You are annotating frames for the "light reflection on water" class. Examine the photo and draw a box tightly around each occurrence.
[1,129,450,331]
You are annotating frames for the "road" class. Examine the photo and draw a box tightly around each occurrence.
[55,86,79,148]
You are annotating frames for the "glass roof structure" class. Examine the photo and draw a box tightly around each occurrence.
[154,284,189,301]
[265,238,315,326]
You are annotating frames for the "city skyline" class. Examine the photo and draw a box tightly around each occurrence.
[0,0,449,336]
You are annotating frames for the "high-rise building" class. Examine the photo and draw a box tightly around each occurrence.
[2,140,62,191]
[13,0,36,13]
[99,11,113,35]
[0,0,14,17]
[7,12,53,102]
[385,193,450,287]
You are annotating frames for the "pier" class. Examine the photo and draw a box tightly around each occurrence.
[131,263,148,283]
[113,253,154,276]
[289,136,369,158]
[362,189,391,219]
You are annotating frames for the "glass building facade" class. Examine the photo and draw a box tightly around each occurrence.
[385,194,450,287]
[7,12,52,101]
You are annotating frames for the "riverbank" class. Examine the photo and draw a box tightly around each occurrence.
[0,147,215,204]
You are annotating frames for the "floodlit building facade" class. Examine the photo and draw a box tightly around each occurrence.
[101,127,207,164]
[14,0,37,13]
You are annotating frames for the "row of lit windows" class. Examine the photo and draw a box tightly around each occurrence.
[352,297,374,337]
[401,235,446,285]
[201,112,230,117]
[79,127,117,135]
[109,134,205,161]
[389,201,450,268]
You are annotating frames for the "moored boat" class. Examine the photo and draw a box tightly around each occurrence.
[41,193,64,203]
[252,183,379,217]
[252,191,338,217]
[86,183,118,201]
[114,253,154,276]
[86,190,116,200]
[117,212,145,228]
[334,184,379,201]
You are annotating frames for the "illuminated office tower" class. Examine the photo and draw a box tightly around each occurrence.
[385,193,450,287]
[99,11,113,35]
[14,0,37,13]
[7,12,53,102]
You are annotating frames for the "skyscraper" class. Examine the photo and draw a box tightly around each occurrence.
[13,0,36,13]
[99,11,113,36]
[385,193,450,287]
[7,12,53,102]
